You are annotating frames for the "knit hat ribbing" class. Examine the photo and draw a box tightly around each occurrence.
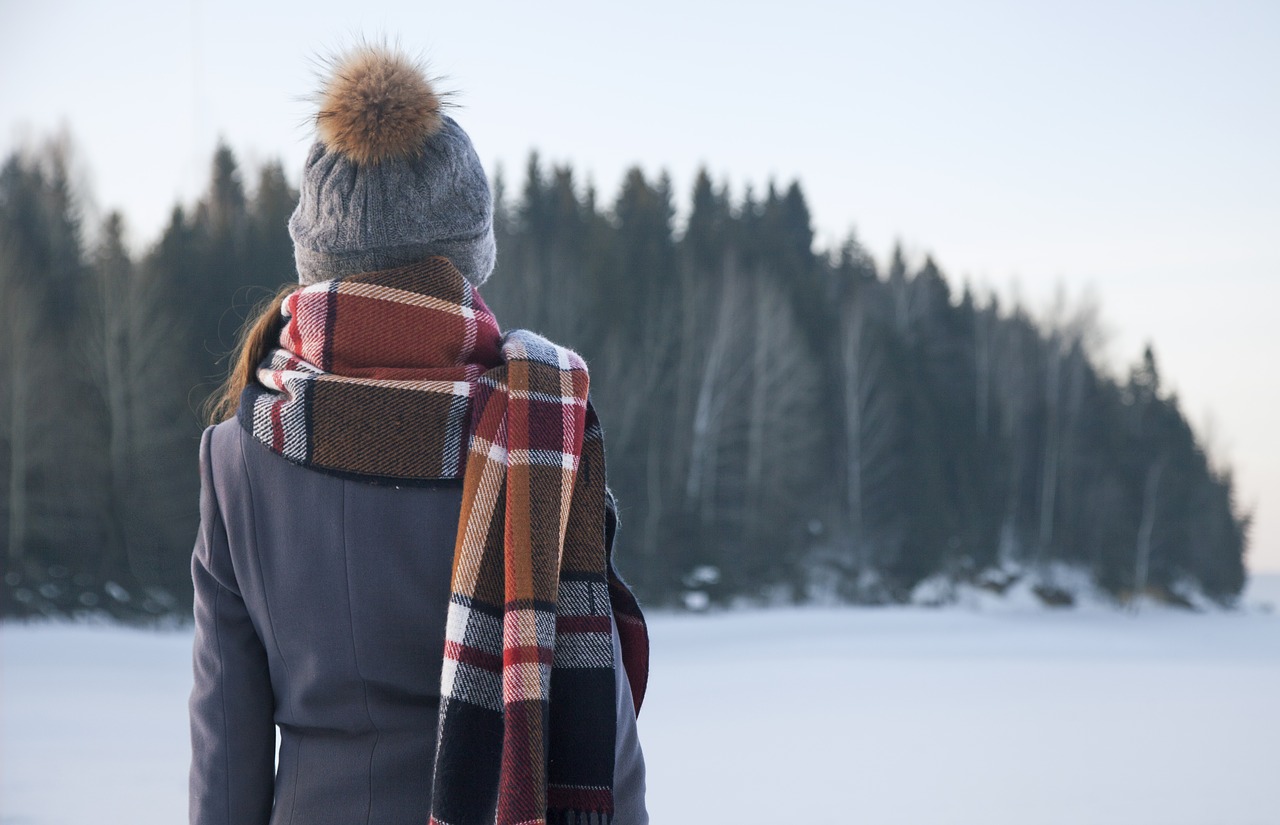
[289,46,495,287]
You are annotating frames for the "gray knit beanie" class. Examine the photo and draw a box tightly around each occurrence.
[289,46,495,287]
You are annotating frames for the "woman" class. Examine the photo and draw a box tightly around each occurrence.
[189,45,649,825]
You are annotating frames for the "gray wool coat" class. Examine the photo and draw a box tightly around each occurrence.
[189,419,648,824]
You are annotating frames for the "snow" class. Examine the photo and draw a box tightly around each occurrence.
[1244,572,1280,612]
[2,623,194,824]
[3,582,1279,825]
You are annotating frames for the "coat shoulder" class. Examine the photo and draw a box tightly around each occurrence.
[200,418,250,499]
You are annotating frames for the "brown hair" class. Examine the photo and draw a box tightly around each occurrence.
[205,284,298,426]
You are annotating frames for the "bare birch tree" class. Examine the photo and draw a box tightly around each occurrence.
[1131,456,1167,610]
[836,272,898,588]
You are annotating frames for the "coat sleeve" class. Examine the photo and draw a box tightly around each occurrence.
[189,425,276,825]
[611,615,649,824]
[603,488,648,824]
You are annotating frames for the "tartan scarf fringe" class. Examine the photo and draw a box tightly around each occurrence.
[547,810,612,825]
[238,257,648,825]
[431,813,611,825]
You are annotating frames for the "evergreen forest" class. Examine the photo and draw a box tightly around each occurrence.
[0,137,1251,620]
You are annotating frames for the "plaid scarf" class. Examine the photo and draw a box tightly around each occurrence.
[237,257,648,825]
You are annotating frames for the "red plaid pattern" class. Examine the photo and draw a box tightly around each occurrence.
[238,257,648,825]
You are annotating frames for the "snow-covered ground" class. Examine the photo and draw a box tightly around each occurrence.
[3,576,1279,825]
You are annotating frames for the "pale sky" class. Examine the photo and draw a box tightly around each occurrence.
[3,0,1277,570]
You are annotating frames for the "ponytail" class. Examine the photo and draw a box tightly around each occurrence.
[205,284,296,425]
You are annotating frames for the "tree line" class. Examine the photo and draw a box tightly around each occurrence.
[0,137,1250,619]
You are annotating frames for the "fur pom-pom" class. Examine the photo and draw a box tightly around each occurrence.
[315,46,443,165]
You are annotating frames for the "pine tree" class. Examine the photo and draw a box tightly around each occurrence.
[0,140,1254,614]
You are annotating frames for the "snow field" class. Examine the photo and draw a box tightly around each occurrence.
[640,606,1280,825]
[3,581,1278,824]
